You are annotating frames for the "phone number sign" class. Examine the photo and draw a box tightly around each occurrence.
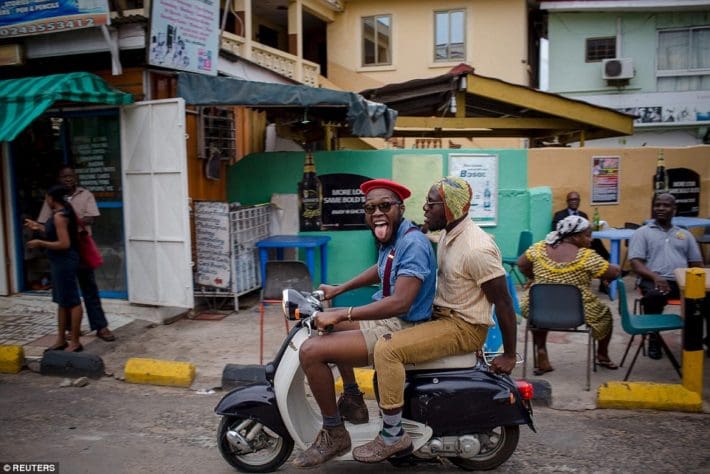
[0,0,110,38]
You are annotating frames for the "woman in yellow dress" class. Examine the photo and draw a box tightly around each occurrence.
[517,215,620,374]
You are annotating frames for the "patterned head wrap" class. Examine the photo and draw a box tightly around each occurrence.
[432,177,472,224]
[545,215,590,246]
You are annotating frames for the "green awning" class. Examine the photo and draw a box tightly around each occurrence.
[0,72,134,142]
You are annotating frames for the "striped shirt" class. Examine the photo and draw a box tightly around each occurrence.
[433,218,505,326]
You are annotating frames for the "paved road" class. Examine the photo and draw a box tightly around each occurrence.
[1,371,708,473]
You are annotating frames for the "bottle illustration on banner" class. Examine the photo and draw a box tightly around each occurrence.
[654,149,669,194]
[483,180,491,210]
[298,151,323,231]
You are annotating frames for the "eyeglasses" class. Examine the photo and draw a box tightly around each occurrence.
[363,201,401,214]
[423,199,444,209]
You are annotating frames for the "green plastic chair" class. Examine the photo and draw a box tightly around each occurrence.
[616,279,683,381]
[502,230,533,286]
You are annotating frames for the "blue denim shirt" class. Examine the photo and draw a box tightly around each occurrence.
[372,219,436,322]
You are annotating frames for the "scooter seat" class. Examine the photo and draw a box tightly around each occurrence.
[404,352,478,371]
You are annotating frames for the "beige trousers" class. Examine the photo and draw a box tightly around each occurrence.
[373,306,488,410]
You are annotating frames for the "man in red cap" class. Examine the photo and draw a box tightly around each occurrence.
[292,178,437,469]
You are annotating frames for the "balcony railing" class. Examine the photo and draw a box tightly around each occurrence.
[221,32,320,87]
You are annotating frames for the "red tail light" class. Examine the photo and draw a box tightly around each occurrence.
[515,380,534,400]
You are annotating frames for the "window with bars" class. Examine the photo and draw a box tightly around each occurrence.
[362,14,392,66]
[199,106,237,161]
[434,9,465,62]
[585,37,616,62]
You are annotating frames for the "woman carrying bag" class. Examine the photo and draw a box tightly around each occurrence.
[25,185,84,352]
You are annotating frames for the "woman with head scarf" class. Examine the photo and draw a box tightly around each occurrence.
[517,215,621,375]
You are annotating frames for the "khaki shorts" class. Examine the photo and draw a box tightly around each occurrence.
[359,317,414,365]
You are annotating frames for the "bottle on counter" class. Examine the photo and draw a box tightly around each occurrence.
[593,207,601,231]
[298,151,322,231]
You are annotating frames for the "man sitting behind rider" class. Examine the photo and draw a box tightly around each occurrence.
[293,178,437,469]
[345,176,518,463]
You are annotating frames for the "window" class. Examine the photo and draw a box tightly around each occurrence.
[657,27,710,91]
[585,37,616,62]
[435,10,465,62]
[362,14,392,66]
[199,106,237,162]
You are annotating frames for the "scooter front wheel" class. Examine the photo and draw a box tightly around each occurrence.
[217,416,294,473]
[449,425,519,471]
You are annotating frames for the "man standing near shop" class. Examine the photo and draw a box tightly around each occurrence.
[39,165,116,342]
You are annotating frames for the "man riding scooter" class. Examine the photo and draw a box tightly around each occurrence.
[293,179,437,468]
[322,176,517,463]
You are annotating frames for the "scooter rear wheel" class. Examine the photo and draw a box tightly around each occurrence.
[450,425,520,471]
[217,416,294,473]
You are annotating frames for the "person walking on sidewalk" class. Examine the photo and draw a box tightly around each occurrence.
[25,185,84,352]
[38,165,116,342]
[292,179,436,469]
[628,193,707,360]
[349,177,517,464]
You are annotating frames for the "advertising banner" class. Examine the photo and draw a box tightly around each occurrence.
[591,156,620,205]
[0,0,110,38]
[448,153,498,227]
[320,173,371,230]
[194,201,230,289]
[148,0,219,76]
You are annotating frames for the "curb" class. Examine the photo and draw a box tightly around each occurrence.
[0,345,24,374]
[597,381,703,412]
[335,368,375,399]
[124,357,196,388]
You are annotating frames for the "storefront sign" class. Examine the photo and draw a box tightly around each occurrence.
[319,173,370,230]
[667,168,700,216]
[449,153,498,227]
[0,0,110,38]
[591,155,620,205]
[194,201,230,289]
[148,0,219,76]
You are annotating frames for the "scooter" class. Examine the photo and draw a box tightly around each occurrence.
[215,289,535,473]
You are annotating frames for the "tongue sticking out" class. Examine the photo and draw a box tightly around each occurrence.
[374,223,389,240]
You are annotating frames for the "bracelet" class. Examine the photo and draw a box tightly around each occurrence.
[347,306,353,322]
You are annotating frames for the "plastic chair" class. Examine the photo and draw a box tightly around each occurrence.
[522,284,595,391]
[259,260,313,364]
[697,226,710,263]
[617,280,682,381]
[502,230,533,286]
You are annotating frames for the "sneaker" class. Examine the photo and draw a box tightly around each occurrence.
[647,333,663,360]
[352,432,413,463]
[337,392,369,424]
[291,424,351,468]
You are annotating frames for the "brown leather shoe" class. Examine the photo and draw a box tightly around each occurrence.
[291,424,351,468]
[337,392,369,424]
[96,327,116,342]
[352,432,412,463]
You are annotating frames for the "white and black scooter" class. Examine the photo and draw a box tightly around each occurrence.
[215,289,535,473]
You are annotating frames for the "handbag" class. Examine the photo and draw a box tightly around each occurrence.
[77,220,103,270]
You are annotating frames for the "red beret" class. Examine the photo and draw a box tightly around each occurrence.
[359,179,411,201]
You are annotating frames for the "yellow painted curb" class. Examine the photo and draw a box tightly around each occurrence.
[597,381,702,412]
[0,345,24,374]
[124,357,196,388]
[335,368,375,399]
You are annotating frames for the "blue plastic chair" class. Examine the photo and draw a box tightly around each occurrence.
[502,230,533,286]
[617,279,683,381]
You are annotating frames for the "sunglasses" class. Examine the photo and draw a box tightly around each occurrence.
[363,201,401,214]
[423,199,444,209]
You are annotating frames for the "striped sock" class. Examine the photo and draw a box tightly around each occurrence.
[381,411,403,445]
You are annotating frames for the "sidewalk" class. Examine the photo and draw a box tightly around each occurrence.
[1,276,708,411]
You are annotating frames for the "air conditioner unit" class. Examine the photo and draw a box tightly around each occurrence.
[602,58,634,80]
